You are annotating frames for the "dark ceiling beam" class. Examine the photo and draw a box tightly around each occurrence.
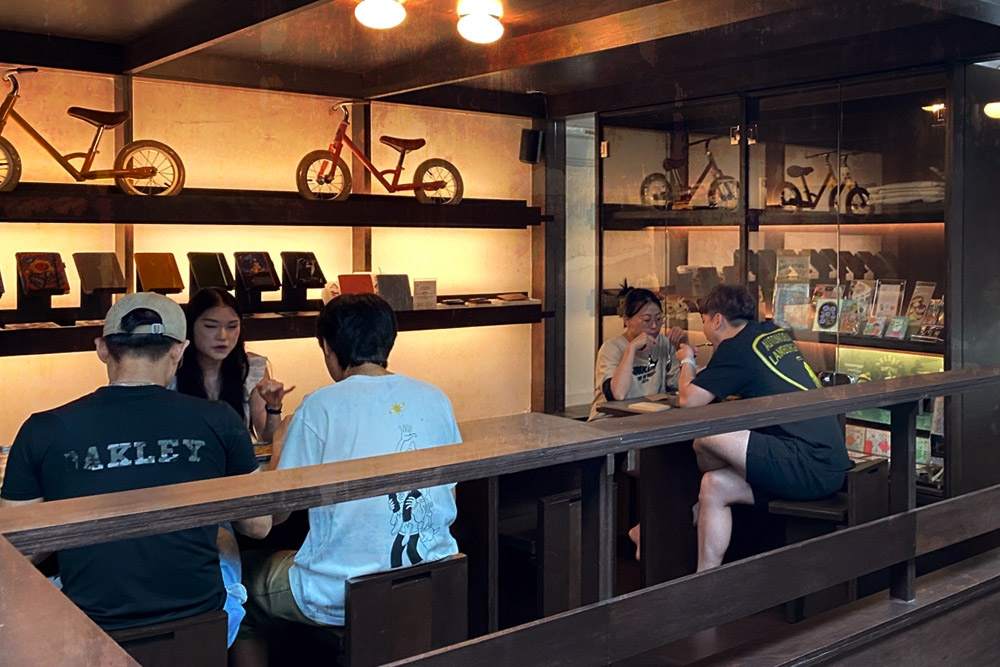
[124,0,332,74]
[0,30,122,74]
[142,53,363,99]
[910,0,1000,26]
[546,19,1000,117]
[381,86,547,118]
[361,0,839,98]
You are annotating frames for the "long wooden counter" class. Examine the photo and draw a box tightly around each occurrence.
[2,366,1000,665]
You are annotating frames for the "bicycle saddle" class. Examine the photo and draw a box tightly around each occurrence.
[67,107,131,129]
[662,157,687,171]
[786,165,814,178]
[380,136,425,153]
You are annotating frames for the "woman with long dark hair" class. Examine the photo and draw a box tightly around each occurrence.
[174,287,293,649]
[176,287,293,444]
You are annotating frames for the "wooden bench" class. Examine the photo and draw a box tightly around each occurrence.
[108,609,228,667]
[294,554,469,667]
[768,456,890,621]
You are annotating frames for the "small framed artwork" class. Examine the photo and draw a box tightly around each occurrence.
[847,279,876,307]
[812,298,840,332]
[884,315,910,340]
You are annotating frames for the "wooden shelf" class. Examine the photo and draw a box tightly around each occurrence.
[755,205,944,226]
[0,300,545,357]
[792,329,944,354]
[601,204,742,230]
[0,183,547,230]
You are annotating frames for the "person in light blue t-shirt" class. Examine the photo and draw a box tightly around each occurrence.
[235,293,460,661]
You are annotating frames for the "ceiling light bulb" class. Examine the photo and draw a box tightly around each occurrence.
[921,103,945,113]
[457,0,504,44]
[985,102,1000,119]
[355,0,405,30]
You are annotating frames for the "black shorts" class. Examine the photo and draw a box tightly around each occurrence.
[745,431,846,507]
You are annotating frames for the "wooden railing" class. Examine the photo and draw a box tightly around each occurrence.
[3,366,1000,665]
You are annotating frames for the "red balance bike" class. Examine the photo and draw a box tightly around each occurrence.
[296,104,463,204]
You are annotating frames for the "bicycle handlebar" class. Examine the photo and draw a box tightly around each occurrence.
[688,135,725,148]
[2,67,37,95]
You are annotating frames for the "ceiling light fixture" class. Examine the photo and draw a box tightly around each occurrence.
[985,102,1000,119]
[355,0,406,30]
[457,0,504,44]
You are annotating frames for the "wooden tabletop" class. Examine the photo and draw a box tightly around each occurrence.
[0,535,138,666]
[596,393,680,417]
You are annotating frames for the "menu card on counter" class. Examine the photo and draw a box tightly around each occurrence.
[413,279,437,310]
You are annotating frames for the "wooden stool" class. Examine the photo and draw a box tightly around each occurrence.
[768,456,889,621]
[108,608,228,667]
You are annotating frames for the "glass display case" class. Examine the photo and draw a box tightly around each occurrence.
[599,96,742,345]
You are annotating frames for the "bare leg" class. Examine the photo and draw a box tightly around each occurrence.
[693,431,752,474]
[697,467,755,571]
[628,523,640,560]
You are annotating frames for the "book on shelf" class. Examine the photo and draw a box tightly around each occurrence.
[281,252,327,288]
[905,281,937,325]
[338,273,375,295]
[73,252,126,294]
[234,252,281,291]
[838,299,868,335]
[375,274,413,311]
[187,252,235,291]
[497,293,529,301]
[773,281,811,329]
[884,316,910,340]
[812,298,840,332]
[15,252,70,295]
[872,279,906,320]
[134,253,184,294]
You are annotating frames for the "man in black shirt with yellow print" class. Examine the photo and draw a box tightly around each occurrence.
[676,285,851,572]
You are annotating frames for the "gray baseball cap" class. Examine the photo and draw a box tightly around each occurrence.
[103,292,186,342]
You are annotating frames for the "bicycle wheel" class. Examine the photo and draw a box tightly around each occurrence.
[296,150,352,201]
[708,176,739,209]
[640,173,670,209]
[845,187,870,215]
[114,140,185,196]
[0,137,22,192]
[413,158,463,204]
[779,182,803,208]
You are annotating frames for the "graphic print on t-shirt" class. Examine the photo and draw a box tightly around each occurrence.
[388,423,438,568]
[632,354,658,385]
[750,328,820,391]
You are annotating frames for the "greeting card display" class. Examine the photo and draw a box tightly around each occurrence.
[872,279,906,320]
[862,315,887,337]
[134,253,184,294]
[15,252,70,296]
[912,297,945,342]
[812,298,840,332]
[904,281,937,325]
[884,316,910,340]
[838,299,868,335]
[811,283,843,303]
[847,279,876,307]
[775,249,811,282]
[773,281,811,329]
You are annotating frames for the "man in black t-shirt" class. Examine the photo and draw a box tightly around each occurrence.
[676,285,850,572]
[0,293,270,631]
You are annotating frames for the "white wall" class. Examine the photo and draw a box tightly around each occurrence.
[0,71,535,443]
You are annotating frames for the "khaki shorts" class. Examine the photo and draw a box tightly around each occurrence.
[239,549,327,637]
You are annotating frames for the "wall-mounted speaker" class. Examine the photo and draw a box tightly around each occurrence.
[519,128,544,164]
